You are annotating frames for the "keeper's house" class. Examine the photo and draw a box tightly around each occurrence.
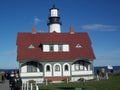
[16,5,95,83]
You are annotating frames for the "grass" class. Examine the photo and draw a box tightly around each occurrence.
[38,72,120,90]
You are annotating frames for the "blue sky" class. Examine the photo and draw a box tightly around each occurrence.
[0,0,120,69]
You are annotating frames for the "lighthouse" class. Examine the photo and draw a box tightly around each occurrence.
[17,5,96,83]
[47,5,62,33]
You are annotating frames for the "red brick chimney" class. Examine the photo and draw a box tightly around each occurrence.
[32,26,36,34]
[70,25,74,34]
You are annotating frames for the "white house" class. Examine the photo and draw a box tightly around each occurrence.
[16,5,95,83]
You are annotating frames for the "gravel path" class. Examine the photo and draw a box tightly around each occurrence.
[0,80,10,90]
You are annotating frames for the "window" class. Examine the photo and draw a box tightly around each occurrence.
[46,65,50,71]
[63,44,69,52]
[75,44,82,48]
[27,62,37,72]
[42,44,69,52]
[58,44,63,51]
[80,62,84,70]
[64,65,69,71]
[28,44,35,48]
[49,44,54,52]
[75,62,79,70]
[74,61,84,71]
[55,65,60,71]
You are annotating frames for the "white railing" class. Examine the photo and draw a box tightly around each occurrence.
[22,82,39,90]
[22,80,49,90]
[21,72,43,77]
[72,70,93,75]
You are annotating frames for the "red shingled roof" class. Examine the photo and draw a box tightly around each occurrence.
[16,32,95,61]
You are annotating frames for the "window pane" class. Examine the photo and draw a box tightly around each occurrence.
[27,65,37,72]
[75,64,79,70]
[80,61,84,70]
[65,65,69,71]
[58,44,63,51]
[46,65,50,71]
[55,65,60,71]
[49,44,54,52]
[27,62,37,72]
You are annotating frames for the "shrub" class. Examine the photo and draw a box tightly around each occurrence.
[78,78,85,82]
[44,79,52,84]
[28,80,36,85]
[62,78,70,83]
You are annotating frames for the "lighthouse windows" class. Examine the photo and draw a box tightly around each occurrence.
[51,9,58,17]
[48,6,61,33]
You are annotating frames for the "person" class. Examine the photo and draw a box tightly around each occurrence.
[9,71,14,90]
[12,73,22,90]
[1,73,5,83]
[96,69,100,75]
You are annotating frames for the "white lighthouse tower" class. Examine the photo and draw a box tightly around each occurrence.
[47,5,62,33]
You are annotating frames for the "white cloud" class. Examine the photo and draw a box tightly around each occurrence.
[81,24,119,31]
[34,17,41,24]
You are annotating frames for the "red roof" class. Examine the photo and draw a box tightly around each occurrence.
[16,32,95,61]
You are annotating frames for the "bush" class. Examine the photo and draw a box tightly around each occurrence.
[62,78,70,83]
[28,80,36,85]
[43,79,52,84]
[78,78,85,82]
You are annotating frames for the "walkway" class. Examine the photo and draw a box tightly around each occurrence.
[0,80,10,90]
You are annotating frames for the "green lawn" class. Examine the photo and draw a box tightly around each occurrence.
[38,73,120,90]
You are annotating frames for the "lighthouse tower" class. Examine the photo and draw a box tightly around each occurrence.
[47,5,62,33]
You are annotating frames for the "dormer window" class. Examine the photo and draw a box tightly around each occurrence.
[28,44,35,48]
[75,44,82,48]
[42,44,69,52]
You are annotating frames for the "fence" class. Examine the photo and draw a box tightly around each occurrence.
[22,82,39,90]
[22,79,49,90]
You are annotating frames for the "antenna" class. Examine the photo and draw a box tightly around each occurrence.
[52,0,56,8]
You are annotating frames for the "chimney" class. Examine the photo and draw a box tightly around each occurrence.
[70,25,74,34]
[32,26,36,34]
